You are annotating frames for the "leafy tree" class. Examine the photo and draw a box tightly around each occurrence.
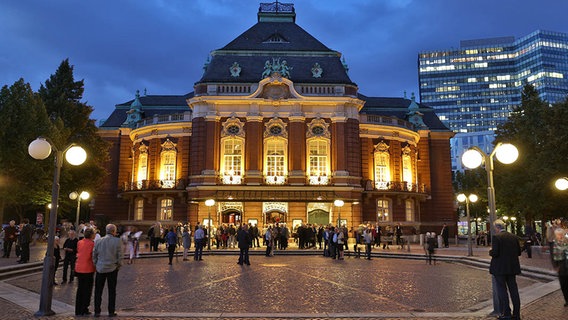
[494,83,568,224]
[0,79,53,222]
[453,168,487,220]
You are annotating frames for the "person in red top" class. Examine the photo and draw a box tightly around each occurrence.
[74,228,96,316]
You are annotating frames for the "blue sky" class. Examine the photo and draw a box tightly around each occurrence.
[1,0,567,123]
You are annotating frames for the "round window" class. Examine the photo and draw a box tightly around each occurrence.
[269,126,282,135]
[311,126,325,135]
[227,125,240,135]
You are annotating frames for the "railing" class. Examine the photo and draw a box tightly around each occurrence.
[135,112,192,128]
[216,85,252,95]
[359,114,415,130]
[122,179,187,191]
[364,180,427,193]
[296,85,338,96]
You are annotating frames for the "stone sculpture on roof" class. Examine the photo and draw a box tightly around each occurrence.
[262,57,292,79]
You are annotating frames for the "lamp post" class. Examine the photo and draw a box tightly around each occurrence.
[205,199,215,250]
[334,199,344,227]
[510,216,517,234]
[28,137,86,316]
[461,143,518,230]
[457,193,478,256]
[69,191,90,230]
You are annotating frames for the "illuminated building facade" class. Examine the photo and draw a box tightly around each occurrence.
[419,30,568,171]
[96,2,455,234]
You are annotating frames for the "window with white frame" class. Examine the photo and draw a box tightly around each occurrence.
[159,139,177,188]
[221,138,243,184]
[159,198,173,221]
[307,139,329,185]
[134,198,144,221]
[405,199,415,221]
[265,138,286,184]
[374,141,391,190]
[136,144,148,189]
[377,199,391,222]
[402,145,413,190]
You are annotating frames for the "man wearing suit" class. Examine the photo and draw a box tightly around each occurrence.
[236,224,251,265]
[489,219,522,320]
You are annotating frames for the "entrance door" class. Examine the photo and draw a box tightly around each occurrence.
[222,210,241,225]
[308,209,328,226]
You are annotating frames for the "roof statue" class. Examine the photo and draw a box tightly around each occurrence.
[311,63,323,78]
[230,62,241,77]
[262,58,292,79]
[122,90,144,128]
[406,92,428,129]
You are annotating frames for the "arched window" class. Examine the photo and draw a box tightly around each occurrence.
[377,199,391,222]
[402,145,413,190]
[221,138,244,184]
[405,199,415,221]
[307,139,330,185]
[160,139,177,188]
[134,198,144,221]
[265,138,287,184]
[136,144,148,189]
[374,141,390,190]
[159,197,173,221]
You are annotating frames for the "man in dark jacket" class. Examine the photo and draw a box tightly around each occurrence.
[489,219,521,320]
[236,224,251,265]
[3,220,17,258]
[17,218,33,263]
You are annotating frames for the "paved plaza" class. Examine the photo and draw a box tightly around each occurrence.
[0,243,566,319]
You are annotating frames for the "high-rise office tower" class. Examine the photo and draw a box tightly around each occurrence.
[419,30,568,171]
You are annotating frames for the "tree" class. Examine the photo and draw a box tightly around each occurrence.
[0,79,53,222]
[494,83,568,224]
[37,59,109,222]
[453,168,487,220]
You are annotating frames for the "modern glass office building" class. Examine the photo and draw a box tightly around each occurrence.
[419,30,568,171]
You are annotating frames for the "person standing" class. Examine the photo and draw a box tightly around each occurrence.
[53,236,62,285]
[394,223,403,250]
[489,219,521,320]
[441,223,449,248]
[3,220,17,258]
[62,230,78,283]
[264,226,273,257]
[182,225,192,261]
[550,227,568,307]
[17,218,33,263]
[194,225,205,261]
[93,224,122,318]
[363,228,373,260]
[236,224,251,265]
[165,227,177,265]
[75,228,96,316]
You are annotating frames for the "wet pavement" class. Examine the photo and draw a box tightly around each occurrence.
[0,241,566,319]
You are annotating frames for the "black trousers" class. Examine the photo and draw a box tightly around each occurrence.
[494,274,520,317]
[168,245,176,263]
[19,243,30,262]
[3,239,14,257]
[559,274,568,304]
[75,272,94,315]
[94,269,118,315]
[63,255,76,281]
[238,247,250,264]
[194,239,203,260]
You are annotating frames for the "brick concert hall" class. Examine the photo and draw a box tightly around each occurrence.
[96,2,456,236]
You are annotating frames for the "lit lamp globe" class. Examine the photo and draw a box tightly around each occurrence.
[495,143,519,164]
[462,149,483,169]
[469,194,478,203]
[334,199,345,207]
[555,178,568,191]
[28,138,52,160]
[65,146,87,166]
[457,193,467,203]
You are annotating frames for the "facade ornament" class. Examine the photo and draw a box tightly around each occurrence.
[342,56,349,74]
[122,90,144,128]
[221,116,246,138]
[374,140,389,153]
[229,62,241,77]
[264,117,288,139]
[161,138,177,152]
[262,57,292,79]
[306,118,330,139]
[311,63,323,78]
[407,92,428,129]
[402,144,412,156]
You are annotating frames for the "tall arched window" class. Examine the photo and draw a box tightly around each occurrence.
[264,118,288,185]
[307,139,329,185]
[221,117,245,184]
[405,199,415,222]
[374,141,390,190]
[159,197,173,221]
[160,139,177,188]
[136,144,148,189]
[402,145,413,190]
[221,138,244,184]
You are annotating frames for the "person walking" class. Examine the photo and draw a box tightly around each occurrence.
[194,225,205,261]
[62,230,78,283]
[93,224,122,318]
[489,219,521,320]
[550,227,568,307]
[165,227,177,265]
[441,223,449,248]
[237,224,251,265]
[426,232,437,265]
[3,220,17,258]
[75,228,96,316]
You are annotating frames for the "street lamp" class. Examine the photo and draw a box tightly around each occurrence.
[28,137,86,316]
[205,199,215,250]
[503,216,509,232]
[510,216,517,234]
[461,143,518,229]
[334,199,344,227]
[69,191,90,229]
[457,193,478,256]
[555,177,568,191]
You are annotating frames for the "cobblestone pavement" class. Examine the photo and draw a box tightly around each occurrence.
[0,242,566,319]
